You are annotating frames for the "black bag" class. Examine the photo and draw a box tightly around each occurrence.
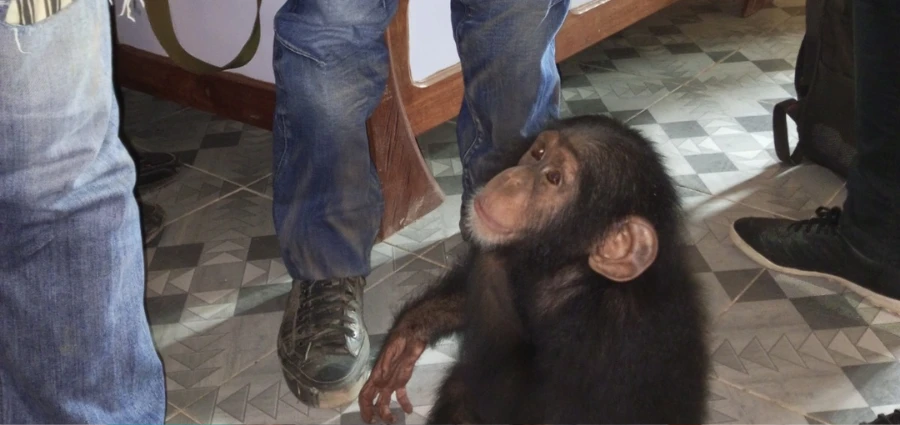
[773,0,856,178]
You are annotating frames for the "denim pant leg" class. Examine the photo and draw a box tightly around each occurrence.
[452,0,570,199]
[0,1,165,423]
[841,0,900,268]
[271,0,396,281]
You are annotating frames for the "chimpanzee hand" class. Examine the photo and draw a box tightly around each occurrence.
[359,333,427,424]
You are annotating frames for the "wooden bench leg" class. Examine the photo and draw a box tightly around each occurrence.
[366,72,445,241]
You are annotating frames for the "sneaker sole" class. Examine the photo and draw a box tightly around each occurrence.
[141,205,166,246]
[729,226,900,315]
[281,333,371,409]
[136,166,180,193]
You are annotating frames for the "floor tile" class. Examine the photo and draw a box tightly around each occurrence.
[120,88,186,135]
[680,194,775,272]
[138,166,241,225]
[245,174,273,198]
[662,120,710,138]
[417,233,468,268]
[385,194,463,253]
[204,352,343,424]
[808,406,887,425]
[585,70,680,113]
[363,257,448,336]
[368,243,424,286]
[710,272,900,416]
[698,164,845,220]
[643,65,844,219]
[648,67,794,124]
[166,411,200,424]
[707,379,810,424]
[130,107,215,155]
[190,126,273,185]
[680,193,774,318]
[155,189,275,247]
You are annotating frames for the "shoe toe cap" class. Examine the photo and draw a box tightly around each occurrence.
[731,216,792,249]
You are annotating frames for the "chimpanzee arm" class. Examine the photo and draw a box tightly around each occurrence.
[359,252,474,424]
[388,251,472,346]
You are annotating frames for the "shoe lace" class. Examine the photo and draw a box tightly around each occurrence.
[294,279,360,359]
[787,206,842,234]
[864,409,900,424]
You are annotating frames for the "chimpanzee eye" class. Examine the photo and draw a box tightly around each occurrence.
[545,170,561,186]
[531,147,545,160]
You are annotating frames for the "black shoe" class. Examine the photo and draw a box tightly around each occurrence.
[865,409,900,424]
[137,151,180,190]
[730,206,900,313]
[278,277,370,408]
[139,201,166,246]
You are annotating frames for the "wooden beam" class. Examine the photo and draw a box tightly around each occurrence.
[114,45,276,130]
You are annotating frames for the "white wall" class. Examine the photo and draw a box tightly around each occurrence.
[407,0,599,83]
[114,0,601,84]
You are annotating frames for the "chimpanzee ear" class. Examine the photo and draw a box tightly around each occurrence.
[588,216,658,282]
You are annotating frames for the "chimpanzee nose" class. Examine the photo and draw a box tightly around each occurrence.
[504,171,528,189]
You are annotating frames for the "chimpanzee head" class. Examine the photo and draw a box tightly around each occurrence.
[464,115,681,282]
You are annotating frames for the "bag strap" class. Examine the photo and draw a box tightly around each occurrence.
[144,0,262,74]
[772,98,804,165]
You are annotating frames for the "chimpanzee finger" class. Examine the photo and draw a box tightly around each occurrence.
[396,387,413,414]
[377,389,394,424]
[358,382,377,423]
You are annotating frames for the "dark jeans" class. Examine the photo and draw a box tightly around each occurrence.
[841,0,900,268]
[271,0,569,281]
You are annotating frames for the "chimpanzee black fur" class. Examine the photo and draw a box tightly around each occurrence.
[364,115,709,424]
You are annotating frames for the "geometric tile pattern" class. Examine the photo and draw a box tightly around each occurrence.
[125,0,898,423]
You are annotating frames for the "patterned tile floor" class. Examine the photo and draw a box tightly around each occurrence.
[126,0,900,423]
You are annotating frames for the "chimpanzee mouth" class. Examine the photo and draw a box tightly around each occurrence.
[473,198,513,235]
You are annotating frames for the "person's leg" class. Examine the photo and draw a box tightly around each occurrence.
[108,40,178,246]
[840,0,900,269]
[0,0,166,422]
[451,0,570,206]
[271,0,396,408]
[729,0,900,313]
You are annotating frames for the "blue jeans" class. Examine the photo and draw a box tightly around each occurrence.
[272,0,569,281]
[0,0,165,422]
[841,0,900,268]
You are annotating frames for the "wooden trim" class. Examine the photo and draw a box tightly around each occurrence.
[114,45,276,131]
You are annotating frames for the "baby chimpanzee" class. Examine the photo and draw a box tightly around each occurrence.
[359,115,709,424]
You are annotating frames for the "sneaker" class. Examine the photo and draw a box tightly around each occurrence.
[865,409,900,424]
[136,151,180,190]
[139,201,166,246]
[730,206,900,313]
[278,277,370,408]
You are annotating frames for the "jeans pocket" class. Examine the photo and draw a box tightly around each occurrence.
[273,6,392,69]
